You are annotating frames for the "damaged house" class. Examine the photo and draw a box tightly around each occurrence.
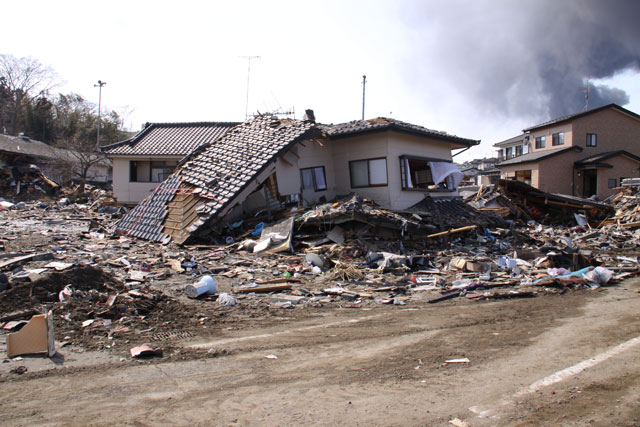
[114,113,479,244]
[102,121,239,204]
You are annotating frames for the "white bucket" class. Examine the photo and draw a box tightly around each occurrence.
[185,275,217,298]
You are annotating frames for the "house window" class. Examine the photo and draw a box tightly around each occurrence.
[349,158,387,188]
[505,147,513,158]
[552,132,564,146]
[130,161,139,182]
[535,136,546,149]
[608,178,617,188]
[399,157,458,190]
[515,145,523,156]
[586,133,597,147]
[300,166,327,191]
[151,161,177,182]
[130,160,176,182]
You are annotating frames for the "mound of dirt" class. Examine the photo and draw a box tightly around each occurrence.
[0,265,117,315]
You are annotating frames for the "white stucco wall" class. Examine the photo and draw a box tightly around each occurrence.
[275,139,336,205]
[276,131,464,210]
[111,157,181,204]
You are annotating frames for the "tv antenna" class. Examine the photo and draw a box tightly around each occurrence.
[240,56,260,120]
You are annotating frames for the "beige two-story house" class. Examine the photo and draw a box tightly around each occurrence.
[496,104,640,199]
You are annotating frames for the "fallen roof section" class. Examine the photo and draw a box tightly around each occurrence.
[114,115,321,244]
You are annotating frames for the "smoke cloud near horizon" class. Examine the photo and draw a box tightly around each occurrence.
[405,0,640,122]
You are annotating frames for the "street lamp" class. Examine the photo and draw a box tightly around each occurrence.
[94,80,106,150]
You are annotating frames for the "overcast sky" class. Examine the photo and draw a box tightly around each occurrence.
[3,0,639,160]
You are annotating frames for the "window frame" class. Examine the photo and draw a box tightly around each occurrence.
[349,157,388,188]
[300,166,327,192]
[552,132,564,146]
[535,136,546,149]
[130,160,139,182]
[586,133,597,147]
[150,161,176,183]
[515,145,523,156]
[399,155,455,191]
[608,178,617,188]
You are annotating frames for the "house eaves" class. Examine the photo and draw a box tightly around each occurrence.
[523,104,640,132]
[496,146,582,167]
[320,117,479,148]
[493,133,527,148]
[574,150,640,169]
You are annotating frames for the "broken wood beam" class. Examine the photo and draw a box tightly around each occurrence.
[425,225,477,239]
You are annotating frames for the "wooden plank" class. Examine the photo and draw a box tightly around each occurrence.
[235,284,293,293]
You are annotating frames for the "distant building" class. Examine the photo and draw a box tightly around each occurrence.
[495,104,640,199]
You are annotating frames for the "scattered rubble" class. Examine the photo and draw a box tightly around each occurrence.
[1,179,639,362]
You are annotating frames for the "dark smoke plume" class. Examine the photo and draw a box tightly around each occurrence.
[404,0,640,121]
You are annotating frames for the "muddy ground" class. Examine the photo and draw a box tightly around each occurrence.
[1,278,640,426]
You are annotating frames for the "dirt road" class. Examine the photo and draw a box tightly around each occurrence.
[2,279,640,426]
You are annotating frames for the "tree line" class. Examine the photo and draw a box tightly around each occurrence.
[0,54,128,149]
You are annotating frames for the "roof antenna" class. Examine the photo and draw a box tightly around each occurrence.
[361,75,367,120]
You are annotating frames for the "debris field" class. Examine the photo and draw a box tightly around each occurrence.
[1,178,639,367]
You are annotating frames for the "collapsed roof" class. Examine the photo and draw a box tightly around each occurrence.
[114,115,321,244]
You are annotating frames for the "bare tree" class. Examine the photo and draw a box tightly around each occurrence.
[0,54,58,135]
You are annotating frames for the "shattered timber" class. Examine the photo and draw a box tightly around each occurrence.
[1,116,640,425]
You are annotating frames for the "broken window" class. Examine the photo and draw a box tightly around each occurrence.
[399,156,462,190]
[300,166,327,191]
[349,158,387,188]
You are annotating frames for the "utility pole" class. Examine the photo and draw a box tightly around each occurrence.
[362,75,367,120]
[94,80,106,150]
[584,77,590,111]
[240,56,260,120]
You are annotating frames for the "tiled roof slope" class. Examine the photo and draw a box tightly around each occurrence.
[114,115,321,243]
[102,122,239,156]
[113,175,181,242]
[319,117,479,147]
